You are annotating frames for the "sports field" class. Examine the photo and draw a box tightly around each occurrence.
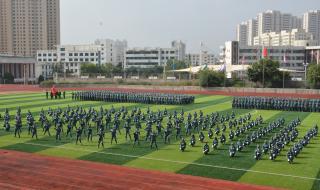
[0,92,319,190]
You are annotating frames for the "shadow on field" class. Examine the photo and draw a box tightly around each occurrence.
[1,135,70,153]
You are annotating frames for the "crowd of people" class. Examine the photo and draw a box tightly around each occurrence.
[72,91,195,105]
[232,96,320,112]
[0,104,317,163]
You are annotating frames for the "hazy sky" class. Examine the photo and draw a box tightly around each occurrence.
[61,0,318,54]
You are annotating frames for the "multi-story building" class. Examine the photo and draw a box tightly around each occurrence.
[185,51,216,66]
[94,39,127,66]
[303,10,320,44]
[253,29,317,46]
[124,41,186,69]
[220,41,307,79]
[236,23,248,46]
[247,18,258,46]
[0,0,60,57]
[36,44,102,77]
[237,10,304,47]
[36,39,127,78]
[0,55,36,83]
[258,10,282,35]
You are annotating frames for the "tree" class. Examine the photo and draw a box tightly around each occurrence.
[165,59,187,71]
[198,69,225,87]
[38,75,44,84]
[52,62,63,73]
[3,72,14,84]
[307,63,320,89]
[247,59,291,88]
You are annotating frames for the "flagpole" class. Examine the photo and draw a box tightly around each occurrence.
[317,50,319,65]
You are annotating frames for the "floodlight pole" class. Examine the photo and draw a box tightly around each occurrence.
[282,71,285,89]
[303,62,308,88]
[262,60,265,88]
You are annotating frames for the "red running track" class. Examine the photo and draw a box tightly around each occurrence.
[0,150,281,190]
[1,84,320,98]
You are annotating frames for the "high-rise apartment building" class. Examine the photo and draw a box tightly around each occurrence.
[303,10,320,44]
[0,0,60,57]
[236,23,248,46]
[258,10,282,35]
[237,10,304,46]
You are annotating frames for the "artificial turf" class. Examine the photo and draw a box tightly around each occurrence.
[0,92,319,190]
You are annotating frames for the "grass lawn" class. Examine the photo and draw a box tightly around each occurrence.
[0,92,319,190]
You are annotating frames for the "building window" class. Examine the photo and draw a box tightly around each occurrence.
[80,58,83,62]
[80,53,83,56]
[71,63,73,66]
[60,48,65,51]
[85,53,89,56]
[69,53,73,56]
[74,53,78,56]
[90,53,94,56]
[69,58,73,61]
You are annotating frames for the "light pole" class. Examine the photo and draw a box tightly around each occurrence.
[262,59,265,88]
[303,62,309,88]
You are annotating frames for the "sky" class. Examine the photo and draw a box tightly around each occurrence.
[60,0,318,54]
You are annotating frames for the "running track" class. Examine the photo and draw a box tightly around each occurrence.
[0,84,320,98]
[0,150,280,190]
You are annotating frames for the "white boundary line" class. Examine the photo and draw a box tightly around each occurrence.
[2,141,320,182]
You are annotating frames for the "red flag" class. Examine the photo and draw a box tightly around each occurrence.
[262,48,268,58]
[51,85,57,96]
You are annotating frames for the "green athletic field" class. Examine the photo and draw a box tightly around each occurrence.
[0,92,319,190]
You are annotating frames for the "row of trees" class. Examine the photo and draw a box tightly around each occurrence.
[198,59,320,89]
[80,59,189,77]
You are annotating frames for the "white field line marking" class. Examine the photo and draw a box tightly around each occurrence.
[2,141,320,182]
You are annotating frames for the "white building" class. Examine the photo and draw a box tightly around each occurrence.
[253,29,317,46]
[36,50,58,79]
[36,39,127,78]
[36,44,102,77]
[124,41,186,68]
[303,10,320,44]
[221,41,306,79]
[258,10,282,35]
[237,10,303,47]
[247,18,258,46]
[94,39,127,66]
[236,23,248,46]
[185,51,216,66]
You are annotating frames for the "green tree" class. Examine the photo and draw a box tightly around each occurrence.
[247,59,291,88]
[38,75,44,84]
[165,59,187,71]
[3,72,14,84]
[198,69,225,87]
[52,62,64,73]
[307,63,320,89]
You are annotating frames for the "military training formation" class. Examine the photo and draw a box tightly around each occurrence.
[232,96,320,112]
[72,91,195,105]
[1,90,318,165]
